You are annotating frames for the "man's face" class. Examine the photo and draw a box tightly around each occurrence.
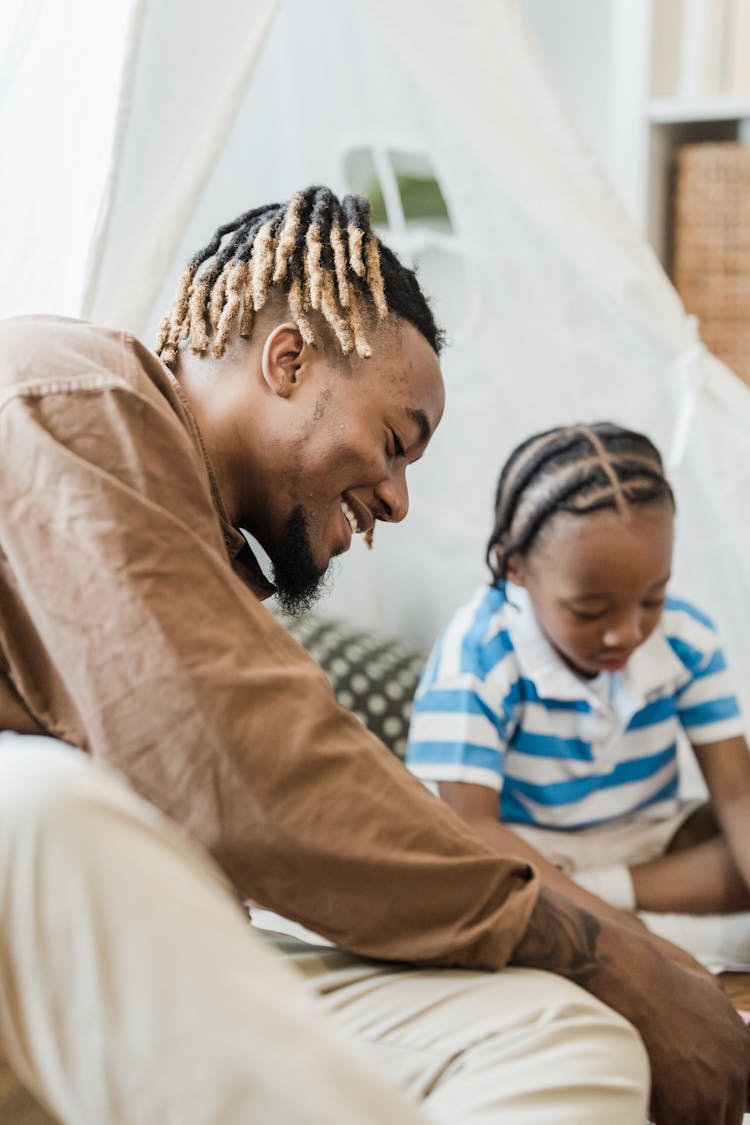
[257,321,445,612]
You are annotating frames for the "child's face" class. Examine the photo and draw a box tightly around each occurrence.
[506,503,674,679]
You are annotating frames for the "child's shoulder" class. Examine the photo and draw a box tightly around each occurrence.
[661,593,723,671]
[444,583,519,662]
[663,593,717,631]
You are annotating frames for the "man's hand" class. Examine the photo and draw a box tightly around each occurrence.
[631,950,750,1125]
[511,887,750,1125]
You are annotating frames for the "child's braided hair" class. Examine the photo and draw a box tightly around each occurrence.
[487,422,675,582]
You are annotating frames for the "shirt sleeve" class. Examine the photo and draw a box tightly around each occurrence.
[406,605,519,791]
[0,349,537,972]
[667,601,745,745]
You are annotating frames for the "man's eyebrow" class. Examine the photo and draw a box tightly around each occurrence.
[405,408,431,445]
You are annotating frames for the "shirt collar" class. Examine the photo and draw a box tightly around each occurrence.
[504,582,689,713]
[504,584,586,701]
[621,625,689,701]
[231,540,277,600]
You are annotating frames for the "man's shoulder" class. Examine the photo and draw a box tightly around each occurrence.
[0,315,131,371]
[0,315,171,405]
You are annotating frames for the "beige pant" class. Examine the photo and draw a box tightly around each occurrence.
[513,803,702,872]
[0,734,649,1124]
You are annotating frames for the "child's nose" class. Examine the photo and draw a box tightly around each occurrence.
[603,611,643,649]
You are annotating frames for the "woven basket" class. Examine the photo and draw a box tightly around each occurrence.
[672,142,750,385]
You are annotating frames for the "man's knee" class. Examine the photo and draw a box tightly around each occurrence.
[530,972,648,1077]
[418,968,649,1121]
[475,969,650,1107]
[0,730,229,912]
[0,730,88,807]
[0,732,122,860]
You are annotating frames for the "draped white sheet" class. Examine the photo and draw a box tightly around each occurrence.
[2,0,749,734]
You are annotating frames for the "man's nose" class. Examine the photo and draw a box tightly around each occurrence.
[374,470,409,523]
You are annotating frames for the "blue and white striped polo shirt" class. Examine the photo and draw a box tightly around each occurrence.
[406,583,744,830]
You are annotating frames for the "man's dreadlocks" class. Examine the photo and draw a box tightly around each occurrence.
[156,186,443,367]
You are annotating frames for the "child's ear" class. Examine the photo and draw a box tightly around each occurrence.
[504,553,526,587]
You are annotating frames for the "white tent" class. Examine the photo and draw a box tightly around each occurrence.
[3,0,750,738]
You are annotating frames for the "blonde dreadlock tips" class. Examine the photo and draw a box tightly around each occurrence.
[251,222,276,311]
[320,271,354,355]
[288,277,315,346]
[239,263,256,338]
[273,193,302,284]
[347,289,373,359]
[154,311,172,357]
[209,262,233,331]
[188,277,211,354]
[364,237,387,318]
[213,262,248,358]
[156,265,197,363]
[330,220,350,308]
[347,224,366,277]
[154,187,443,370]
[305,225,323,310]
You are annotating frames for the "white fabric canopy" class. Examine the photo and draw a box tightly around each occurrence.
[2,0,749,736]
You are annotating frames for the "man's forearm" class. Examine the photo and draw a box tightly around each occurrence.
[472,815,649,934]
[475,816,713,977]
[509,885,609,987]
[509,886,750,1125]
[510,885,707,994]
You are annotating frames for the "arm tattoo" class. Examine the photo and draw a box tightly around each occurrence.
[510,888,612,987]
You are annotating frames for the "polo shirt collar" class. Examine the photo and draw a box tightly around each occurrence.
[503,582,689,715]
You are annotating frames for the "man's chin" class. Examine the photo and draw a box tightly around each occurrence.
[270,505,336,616]
[273,567,331,616]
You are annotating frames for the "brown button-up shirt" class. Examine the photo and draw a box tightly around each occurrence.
[0,316,538,969]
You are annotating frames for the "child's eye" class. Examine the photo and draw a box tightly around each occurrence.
[570,608,606,622]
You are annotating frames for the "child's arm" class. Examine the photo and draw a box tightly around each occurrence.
[625,735,750,914]
[439,779,712,976]
[438,780,644,926]
[632,603,750,912]
[694,734,750,896]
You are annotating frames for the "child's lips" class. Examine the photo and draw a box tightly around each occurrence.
[597,651,631,669]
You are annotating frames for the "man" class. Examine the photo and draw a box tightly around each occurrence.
[0,186,747,1124]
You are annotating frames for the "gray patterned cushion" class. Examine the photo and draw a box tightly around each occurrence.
[273,610,426,760]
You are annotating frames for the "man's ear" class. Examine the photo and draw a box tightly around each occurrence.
[504,552,526,587]
[261,322,310,398]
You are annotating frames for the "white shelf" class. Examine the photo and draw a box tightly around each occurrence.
[522,0,750,266]
[649,96,750,124]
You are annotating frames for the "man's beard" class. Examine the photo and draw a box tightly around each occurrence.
[271,505,331,615]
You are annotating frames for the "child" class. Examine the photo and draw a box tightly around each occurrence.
[407,422,750,968]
